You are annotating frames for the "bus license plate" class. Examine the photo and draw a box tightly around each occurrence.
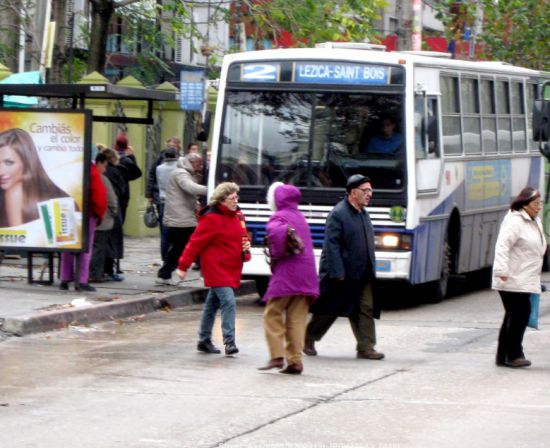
[376,260,391,272]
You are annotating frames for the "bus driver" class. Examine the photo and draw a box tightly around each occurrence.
[366,116,403,155]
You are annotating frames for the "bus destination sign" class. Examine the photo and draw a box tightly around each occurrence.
[242,63,281,82]
[294,62,390,85]
[237,62,391,86]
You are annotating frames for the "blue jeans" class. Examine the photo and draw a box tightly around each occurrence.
[198,287,236,345]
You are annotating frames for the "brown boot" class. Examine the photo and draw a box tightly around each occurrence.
[280,363,303,374]
[356,349,385,360]
[258,357,284,370]
[303,340,317,356]
[505,358,531,368]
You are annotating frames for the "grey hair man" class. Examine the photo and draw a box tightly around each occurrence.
[155,153,207,285]
[304,174,383,360]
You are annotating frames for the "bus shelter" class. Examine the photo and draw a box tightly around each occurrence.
[0,83,177,286]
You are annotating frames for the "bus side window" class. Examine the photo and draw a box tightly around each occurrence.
[414,96,427,159]
[427,97,440,157]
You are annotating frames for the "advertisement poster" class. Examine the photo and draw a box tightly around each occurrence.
[0,109,91,252]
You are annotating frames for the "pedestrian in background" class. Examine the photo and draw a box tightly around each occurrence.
[258,183,319,375]
[89,152,119,283]
[107,133,142,278]
[146,136,182,257]
[60,146,107,292]
[156,153,207,286]
[176,182,251,356]
[112,132,142,223]
[493,187,545,368]
[146,137,182,208]
[186,142,200,155]
[155,148,179,261]
[102,148,125,282]
[304,174,384,360]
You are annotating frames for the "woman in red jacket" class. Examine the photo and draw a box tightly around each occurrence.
[177,182,250,356]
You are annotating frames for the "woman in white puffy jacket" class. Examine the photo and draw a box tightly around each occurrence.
[492,187,545,368]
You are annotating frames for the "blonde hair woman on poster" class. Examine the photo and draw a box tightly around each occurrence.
[0,128,70,228]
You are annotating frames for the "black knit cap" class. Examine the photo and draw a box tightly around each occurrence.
[164,148,178,159]
[345,174,371,193]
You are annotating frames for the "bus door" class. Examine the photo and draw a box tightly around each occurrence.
[415,94,442,194]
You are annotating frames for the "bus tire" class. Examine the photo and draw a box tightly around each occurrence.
[425,241,450,303]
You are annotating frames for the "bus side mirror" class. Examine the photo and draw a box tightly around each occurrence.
[533,100,550,143]
[197,111,211,142]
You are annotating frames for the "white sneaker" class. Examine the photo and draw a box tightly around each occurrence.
[154,278,180,286]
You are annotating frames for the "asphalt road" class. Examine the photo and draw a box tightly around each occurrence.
[1,286,549,448]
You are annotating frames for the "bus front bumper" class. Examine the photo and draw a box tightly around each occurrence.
[242,248,411,281]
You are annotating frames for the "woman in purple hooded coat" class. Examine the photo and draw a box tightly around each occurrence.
[258,182,319,374]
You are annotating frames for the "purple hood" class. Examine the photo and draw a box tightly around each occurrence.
[263,183,319,302]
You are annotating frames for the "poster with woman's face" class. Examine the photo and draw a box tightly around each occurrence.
[0,109,91,251]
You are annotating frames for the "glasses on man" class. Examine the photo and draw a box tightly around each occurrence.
[357,187,373,194]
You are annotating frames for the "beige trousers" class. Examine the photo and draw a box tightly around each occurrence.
[263,295,310,365]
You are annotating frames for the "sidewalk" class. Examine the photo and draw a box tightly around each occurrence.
[0,236,257,336]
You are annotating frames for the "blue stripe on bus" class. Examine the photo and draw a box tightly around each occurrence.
[528,156,541,189]
[247,222,326,248]
[410,219,446,285]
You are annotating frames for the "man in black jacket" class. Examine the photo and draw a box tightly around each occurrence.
[304,174,383,360]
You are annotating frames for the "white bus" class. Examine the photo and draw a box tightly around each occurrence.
[207,42,545,300]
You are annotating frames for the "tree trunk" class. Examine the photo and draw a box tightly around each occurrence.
[50,0,67,83]
[87,0,115,74]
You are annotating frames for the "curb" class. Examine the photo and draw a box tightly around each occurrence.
[0,280,258,337]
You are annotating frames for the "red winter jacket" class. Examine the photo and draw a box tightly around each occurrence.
[178,204,248,288]
[89,163,107,222]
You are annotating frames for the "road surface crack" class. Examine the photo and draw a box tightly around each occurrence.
[210,369,404,447]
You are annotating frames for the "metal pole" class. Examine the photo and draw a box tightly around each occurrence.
[411,0,422,51]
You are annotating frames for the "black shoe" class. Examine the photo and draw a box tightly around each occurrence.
[197,340,221,354]
[76,283,96,292]
[59,282,69,291]
[505,358,531,368]
[225,342,239,355]
[303,340,317,356]
[280,363,303,374]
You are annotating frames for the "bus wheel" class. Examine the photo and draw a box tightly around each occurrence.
[425,242,450,303]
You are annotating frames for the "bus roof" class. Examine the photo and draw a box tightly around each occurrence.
[223,47,541,77]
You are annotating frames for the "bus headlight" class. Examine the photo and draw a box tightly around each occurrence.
[381,235,399,247]
[375,233,412,251]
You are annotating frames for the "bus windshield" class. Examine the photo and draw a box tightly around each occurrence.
[216,90,405,192]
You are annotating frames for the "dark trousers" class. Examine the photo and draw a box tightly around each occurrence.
[496,290,531,362]
[157,227,195,279]
[157,202,170,261]
[89,230,110,281]
[306,281,376,352]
